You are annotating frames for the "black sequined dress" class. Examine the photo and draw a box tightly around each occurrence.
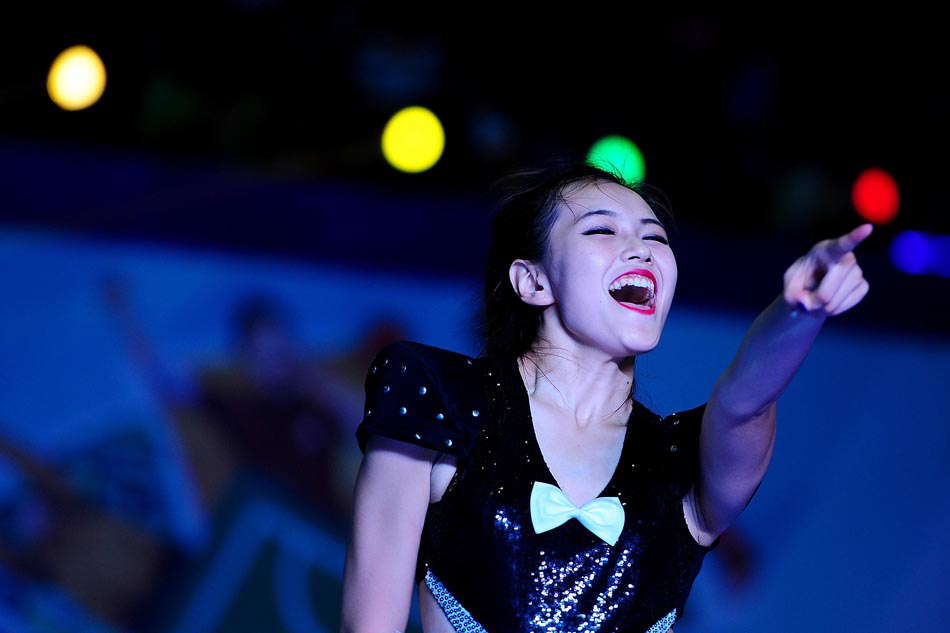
[355,341,719,633]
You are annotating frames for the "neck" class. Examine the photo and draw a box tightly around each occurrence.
[518,339,634,429]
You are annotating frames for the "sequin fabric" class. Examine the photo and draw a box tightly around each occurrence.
[356,341,719,632]
[424,570,488,633]
[645,610,677,633]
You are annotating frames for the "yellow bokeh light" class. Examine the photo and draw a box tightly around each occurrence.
[47,45,107,111]
[381,106,445,173]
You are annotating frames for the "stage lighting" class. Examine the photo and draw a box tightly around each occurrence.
[382,106,445,173]
[587,135,645,184]
[47,45,107,111]
[852,167,899,224]
[890,230,950,277]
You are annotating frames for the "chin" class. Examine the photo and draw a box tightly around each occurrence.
[598,339,654,360]
[621,332,661,356]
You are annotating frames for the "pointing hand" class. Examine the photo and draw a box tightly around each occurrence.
[783,223,873,316]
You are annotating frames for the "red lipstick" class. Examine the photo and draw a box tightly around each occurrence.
[608,269,657,315]
[609,269,657,289]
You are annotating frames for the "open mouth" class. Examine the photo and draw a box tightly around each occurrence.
[608,271,656,311]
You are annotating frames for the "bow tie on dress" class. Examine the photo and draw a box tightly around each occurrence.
[529,481,625,546]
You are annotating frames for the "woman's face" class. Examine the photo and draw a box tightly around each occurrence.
[535,181,677,358]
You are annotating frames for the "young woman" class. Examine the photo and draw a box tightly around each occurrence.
[340,162,872,633]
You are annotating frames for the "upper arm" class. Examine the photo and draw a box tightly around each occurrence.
[340,435,436,633]
[694,397,777,540]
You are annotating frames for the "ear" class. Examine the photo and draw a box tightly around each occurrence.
[509,259,553,307]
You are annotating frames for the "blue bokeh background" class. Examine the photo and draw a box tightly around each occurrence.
[1,214,946,632]
[2,8,949,631]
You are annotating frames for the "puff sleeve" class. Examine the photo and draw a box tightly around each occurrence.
[661,402,708,500]
[355,341,468,458]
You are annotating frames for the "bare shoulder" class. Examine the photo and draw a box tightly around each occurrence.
[361,435,457,500]
[354,436,436,517]
[360,436,439,487]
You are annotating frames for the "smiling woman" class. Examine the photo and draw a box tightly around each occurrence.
[339,161,720,633]
[337,158,856,632]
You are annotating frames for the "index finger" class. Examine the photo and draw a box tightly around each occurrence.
[822,223,873,262]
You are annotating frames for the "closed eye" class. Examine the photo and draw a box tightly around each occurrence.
[582,227,669,245]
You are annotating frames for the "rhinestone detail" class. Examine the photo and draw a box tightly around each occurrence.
[645,609,677,633]
[424,570,487,632]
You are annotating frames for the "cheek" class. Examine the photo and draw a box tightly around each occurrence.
[660,254,678,296]
[552,256,605,304]
[558,277,613,329]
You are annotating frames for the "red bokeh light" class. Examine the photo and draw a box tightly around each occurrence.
[852,168,899,224]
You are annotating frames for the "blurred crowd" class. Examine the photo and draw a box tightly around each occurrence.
[0,278,406,631]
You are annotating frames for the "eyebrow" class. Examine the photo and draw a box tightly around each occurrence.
[573,209,668,232]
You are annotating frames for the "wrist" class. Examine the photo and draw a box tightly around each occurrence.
[780,293,826,320]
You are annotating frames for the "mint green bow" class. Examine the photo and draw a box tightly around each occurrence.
[529,481,625,546]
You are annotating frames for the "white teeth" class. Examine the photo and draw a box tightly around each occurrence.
[608,274,655,293]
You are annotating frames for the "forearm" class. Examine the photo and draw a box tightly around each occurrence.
[715,292,826,418]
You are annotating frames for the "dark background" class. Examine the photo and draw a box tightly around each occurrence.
[3,6,948,339]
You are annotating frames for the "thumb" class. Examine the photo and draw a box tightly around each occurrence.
[784,262,816,311]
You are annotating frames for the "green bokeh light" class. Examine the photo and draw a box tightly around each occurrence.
[586,135,645,184]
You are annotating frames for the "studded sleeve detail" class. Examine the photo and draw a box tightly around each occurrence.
[355,341,468,458]
[663,402,708,500]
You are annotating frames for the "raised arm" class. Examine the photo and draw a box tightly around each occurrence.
[688,224,873,542]
[340,436,435,633]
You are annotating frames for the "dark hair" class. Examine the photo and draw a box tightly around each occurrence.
[478,159,676,364]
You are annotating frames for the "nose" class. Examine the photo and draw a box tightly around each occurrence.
[621,237,652,262]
